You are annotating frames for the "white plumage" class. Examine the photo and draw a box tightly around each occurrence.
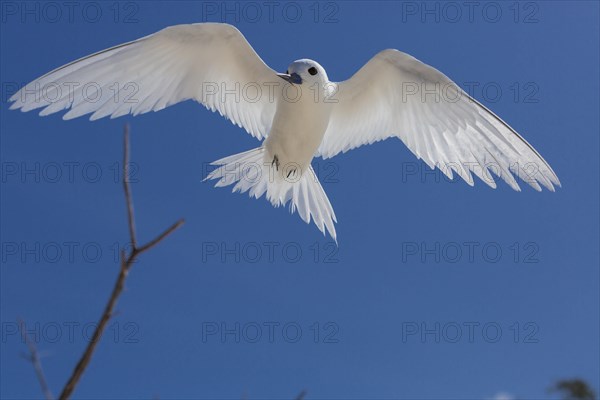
[10,23,560,241]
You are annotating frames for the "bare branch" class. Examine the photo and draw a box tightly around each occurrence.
[58,126,184,400]
[136,219,185,255]
[18,319,53,400]
[123,124,137,248]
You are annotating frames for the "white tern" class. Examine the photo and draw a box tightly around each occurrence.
[9,23,560,241]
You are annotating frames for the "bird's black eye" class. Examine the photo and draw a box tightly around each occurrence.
[308,67,318,76]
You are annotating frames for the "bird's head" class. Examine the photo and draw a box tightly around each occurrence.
[277,59,329,86]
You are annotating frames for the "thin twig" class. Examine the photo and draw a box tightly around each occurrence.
[18,319,53,400]
[58,126,184,400]
[123,124,137,248]
[136,220,185,254]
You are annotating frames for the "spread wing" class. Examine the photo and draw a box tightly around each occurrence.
[9,23,278,139]
[318,49,560,191]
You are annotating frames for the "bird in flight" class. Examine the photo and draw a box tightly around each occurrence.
[9,23,560,242]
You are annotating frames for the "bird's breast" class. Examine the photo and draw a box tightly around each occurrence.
[264,89,332,173]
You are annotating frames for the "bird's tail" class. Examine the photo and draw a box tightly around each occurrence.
[204,146,337,241]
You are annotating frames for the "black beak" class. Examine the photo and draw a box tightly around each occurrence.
[277,72,302,85]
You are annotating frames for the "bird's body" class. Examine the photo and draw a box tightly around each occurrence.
[9,23,560,242]
[265,60,334,180]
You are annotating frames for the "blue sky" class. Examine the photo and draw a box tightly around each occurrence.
[1,1,598,399]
